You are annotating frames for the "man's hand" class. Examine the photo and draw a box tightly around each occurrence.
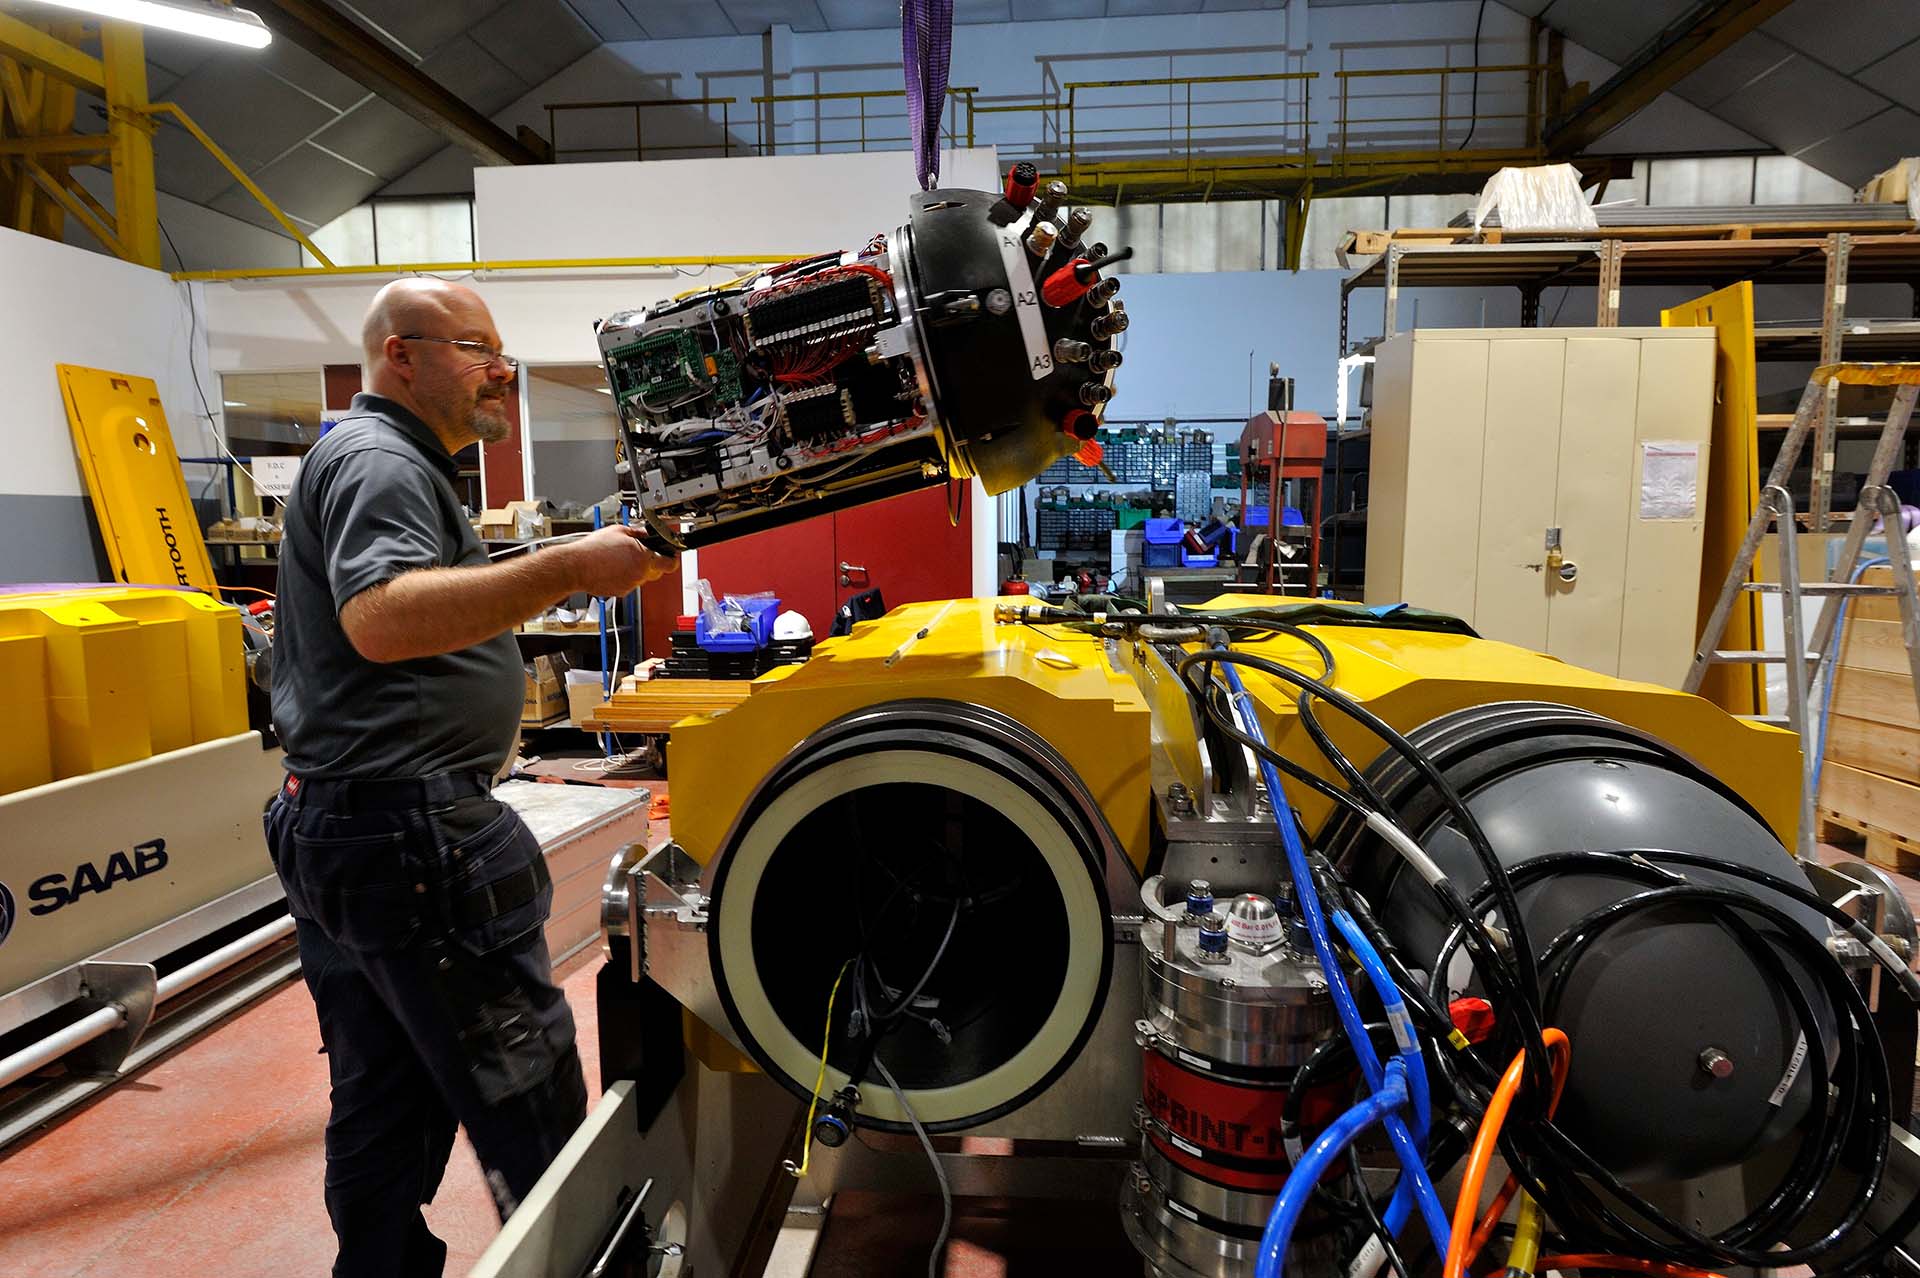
[562,525,677,598]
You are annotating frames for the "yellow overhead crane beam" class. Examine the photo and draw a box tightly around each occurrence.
[0,15,331,270]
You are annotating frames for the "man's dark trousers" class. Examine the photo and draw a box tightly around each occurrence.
[265,772,588,1277]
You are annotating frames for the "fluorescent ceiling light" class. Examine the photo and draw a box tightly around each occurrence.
[222,400,249,407]
[15,0,272,49]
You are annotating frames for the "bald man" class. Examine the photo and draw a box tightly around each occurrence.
[264,279,671,1276]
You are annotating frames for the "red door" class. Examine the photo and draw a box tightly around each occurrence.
[689,486,972,640]
[832,484,972,612]
[693,509,839,637]
[481,376,525,505]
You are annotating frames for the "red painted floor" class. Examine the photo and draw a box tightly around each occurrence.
[2,820,1909,1278]
[0,751,658,1278]
[0,943,607,1278]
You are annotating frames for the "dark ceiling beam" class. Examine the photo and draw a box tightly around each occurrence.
[1545,0,1795,156]
[248,0,547,165]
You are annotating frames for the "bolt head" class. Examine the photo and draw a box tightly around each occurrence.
[985,288,1012,315]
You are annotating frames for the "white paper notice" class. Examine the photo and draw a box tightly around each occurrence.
[250,455,302,497]
[1639,441,1699,520]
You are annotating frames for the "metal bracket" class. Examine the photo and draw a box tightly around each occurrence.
[67,961,158,1077]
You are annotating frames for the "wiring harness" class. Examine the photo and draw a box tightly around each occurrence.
[1002,601,1920,1278]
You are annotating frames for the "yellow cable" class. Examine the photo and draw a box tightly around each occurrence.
[784,959,852,1179]
[1506,1191,1545,1276]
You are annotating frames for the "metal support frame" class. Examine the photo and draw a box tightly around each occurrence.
[99,21,158,268]
[1382,243,1405,337]
[0,19,327,270]
[248,0,545,165]
[1595,239,1623,325]
[1546,0,1796,154]
[1812,233,1853,530]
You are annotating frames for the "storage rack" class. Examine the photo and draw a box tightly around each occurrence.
[1339,230,1920,529]
[1037,437,1218,486]
[1036,502,1121,552]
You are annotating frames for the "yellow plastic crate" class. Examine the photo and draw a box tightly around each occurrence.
[0,586,247,795]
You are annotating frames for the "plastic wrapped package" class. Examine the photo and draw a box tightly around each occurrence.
[1472,163,1600,233]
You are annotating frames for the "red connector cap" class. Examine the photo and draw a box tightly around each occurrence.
[1041,246,1133,308]
[1004,162,1039,208]
[1449,996,1497,1045]
[1075,438,1104,467]
[1042,258,1097,307]
[1061,407,1098,441]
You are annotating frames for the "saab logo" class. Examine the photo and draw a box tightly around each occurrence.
[0,881,14,949]
[29,839,169,916]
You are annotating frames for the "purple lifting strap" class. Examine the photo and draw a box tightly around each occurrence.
[901,0,954,190]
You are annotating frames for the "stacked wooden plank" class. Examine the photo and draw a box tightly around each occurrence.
[1818,564,1920,872]
[574,675,758,734]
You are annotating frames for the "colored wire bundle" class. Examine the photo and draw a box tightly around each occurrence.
[1097,611,1920,1278]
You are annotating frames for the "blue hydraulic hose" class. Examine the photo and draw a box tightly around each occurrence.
[1334,910,1433,1149]
[1218,662,1453,1257]
[1255,1060,1410,1278]
[1334,908,1435,1239]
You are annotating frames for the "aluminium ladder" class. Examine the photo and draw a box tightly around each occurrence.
[1686,363,1920,862]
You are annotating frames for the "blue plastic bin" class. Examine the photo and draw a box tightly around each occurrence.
[1181,549,1219,568]
[696,597,782,652]
[1144,517,1186,545]
[1145,544,1183,567]
[1245,505,1306,529]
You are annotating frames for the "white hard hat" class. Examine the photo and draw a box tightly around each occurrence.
[773,609,813,640]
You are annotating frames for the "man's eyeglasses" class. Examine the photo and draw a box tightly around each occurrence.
[397,335,519,373]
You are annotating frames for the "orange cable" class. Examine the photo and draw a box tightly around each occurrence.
[1444,1027,1571,1278]
[1533,1255,1726,1278]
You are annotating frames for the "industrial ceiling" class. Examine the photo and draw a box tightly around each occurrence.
[65,0,1920,249]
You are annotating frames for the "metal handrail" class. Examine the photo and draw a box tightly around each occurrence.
[751,86,978,155]
[544,96,738,162]
[1061,72,1316,186]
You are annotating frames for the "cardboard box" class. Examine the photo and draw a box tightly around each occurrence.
[1858,157,1917,208]
[522,654,567,725]
[480,499,554,542]
[567,680,606,726]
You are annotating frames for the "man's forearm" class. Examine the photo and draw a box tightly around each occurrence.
[344,553,578,662]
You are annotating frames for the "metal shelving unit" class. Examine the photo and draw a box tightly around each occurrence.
[1340,229,1920,529]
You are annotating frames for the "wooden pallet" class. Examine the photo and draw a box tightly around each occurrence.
[1818,805,1920,874]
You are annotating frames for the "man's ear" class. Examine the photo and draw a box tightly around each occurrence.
[384,335,413,375]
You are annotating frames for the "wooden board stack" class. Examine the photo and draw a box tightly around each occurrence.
[1819,564,1920,873]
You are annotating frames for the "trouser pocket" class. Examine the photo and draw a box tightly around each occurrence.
[424,799,570,1104]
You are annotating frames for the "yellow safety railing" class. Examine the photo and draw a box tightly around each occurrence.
[544,96,738,162]
[750,86,978,156]
[1061,72,1317,186]
[1332,63,1548,178]
[171,254,800,283]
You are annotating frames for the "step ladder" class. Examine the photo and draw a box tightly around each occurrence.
[1686,362,1920,862]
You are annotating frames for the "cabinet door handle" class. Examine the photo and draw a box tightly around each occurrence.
[839,562,868,587]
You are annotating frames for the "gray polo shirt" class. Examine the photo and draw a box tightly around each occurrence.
[272,392,523,779]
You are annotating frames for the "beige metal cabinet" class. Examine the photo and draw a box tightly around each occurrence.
[1364,328,1715,688]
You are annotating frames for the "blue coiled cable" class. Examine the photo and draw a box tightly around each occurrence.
[1217,661,1451,1278]
[1258,1059,1411,1276]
